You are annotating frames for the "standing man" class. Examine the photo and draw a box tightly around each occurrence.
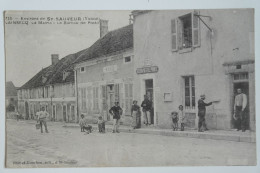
[233,88,247,132]
[141,95,152,126]
[37,107,49,133]
[198,94,212,132]
[109,102,123,133]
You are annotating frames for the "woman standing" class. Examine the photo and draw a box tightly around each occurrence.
[131,100,141,129]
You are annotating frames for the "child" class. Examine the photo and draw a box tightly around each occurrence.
[171,111,179,131]
[79,114,92,133]
[97,116,105,133]
[178,105,185,131]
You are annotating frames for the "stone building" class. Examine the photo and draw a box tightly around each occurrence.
[73,24,134,124]
[131,9,255,130]
[17,54,77,122]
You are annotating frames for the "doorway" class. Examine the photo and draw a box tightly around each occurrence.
[107,84,115,121]
[232,82,250,130]
[63,105,67,122]
[25,101,29,120]
[145,79,154,124]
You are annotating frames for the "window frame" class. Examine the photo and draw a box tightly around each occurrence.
[80,66,85,73]
[124,56,132,64]
[183,76,195,110]
[171,10,200,53]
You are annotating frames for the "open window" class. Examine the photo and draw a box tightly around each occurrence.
[171,11,200,52]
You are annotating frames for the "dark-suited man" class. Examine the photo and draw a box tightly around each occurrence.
[198,94,212,132]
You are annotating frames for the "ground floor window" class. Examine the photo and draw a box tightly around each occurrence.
[183,76,195,109]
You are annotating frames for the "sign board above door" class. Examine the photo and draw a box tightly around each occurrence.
[136,66,159,74]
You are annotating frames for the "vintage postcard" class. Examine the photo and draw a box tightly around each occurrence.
[4,9,256,168]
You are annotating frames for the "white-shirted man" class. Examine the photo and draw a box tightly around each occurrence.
[233,88,248,132]
[37,107,49,133]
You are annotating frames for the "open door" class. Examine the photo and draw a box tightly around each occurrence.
[233,82,250,130]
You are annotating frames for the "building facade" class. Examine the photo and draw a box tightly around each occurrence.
[17,54,77,122]
[132,9,255,130]
[74,24,134,124]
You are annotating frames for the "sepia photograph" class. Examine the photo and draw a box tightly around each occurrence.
[4,9,256,168]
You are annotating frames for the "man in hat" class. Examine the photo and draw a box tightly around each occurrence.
[233,88,247,132]
[198,94,212,132]
[109,101,123,133]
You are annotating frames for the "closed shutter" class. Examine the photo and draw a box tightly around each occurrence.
[192,10,200,47]
[96,87,99,112]
[129,83,133,107]
[119,83,124,108]
[102,85,107,111]
[87,86,92,113]
[171,19,178,51]
[115,84,119,102]
[125,84,129,113]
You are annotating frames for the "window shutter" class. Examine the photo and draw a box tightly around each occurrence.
[171,19,178,51]
[192,10,200,47]
[102,85,107,111]
[119,83,124,108]
[115,84,119,102]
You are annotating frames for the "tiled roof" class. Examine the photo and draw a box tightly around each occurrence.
[19,24,133,90]
[74,24,133,64]
[19,54,77,89]
[6,81,17,96]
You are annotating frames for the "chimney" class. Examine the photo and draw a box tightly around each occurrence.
[51,54,59,65]
[100,19,108,38]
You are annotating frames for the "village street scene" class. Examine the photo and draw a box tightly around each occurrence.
[5,9,256,167]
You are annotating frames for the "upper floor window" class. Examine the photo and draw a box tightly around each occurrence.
[124,56,132,63]
[171,11,200,52]
[80,67,85,73]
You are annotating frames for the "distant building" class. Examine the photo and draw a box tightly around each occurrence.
[17,54,78,121]
[5,81,18,111]
[17,18,110,122]
[73,24,134,124]
[132,9,255,130]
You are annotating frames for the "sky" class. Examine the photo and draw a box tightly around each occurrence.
[5,10,131,87]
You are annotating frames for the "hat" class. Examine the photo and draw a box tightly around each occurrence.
[200,94,205,98]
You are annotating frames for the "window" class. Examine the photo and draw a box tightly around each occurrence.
[171,11,200,51]
[183,76,195,109]
[80,67,85,73]
[179,14,192,49]
[233,73,248,81]
[124,56,131,63]
[93,87,99,111]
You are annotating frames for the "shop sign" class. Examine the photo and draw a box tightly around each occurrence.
[103,65,117,73]
[136,66,159,74]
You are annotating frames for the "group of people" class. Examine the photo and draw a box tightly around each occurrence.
[78,95,152,134]
[169,88,247,132]
[33,88,248,134]
[193,88,248,132]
